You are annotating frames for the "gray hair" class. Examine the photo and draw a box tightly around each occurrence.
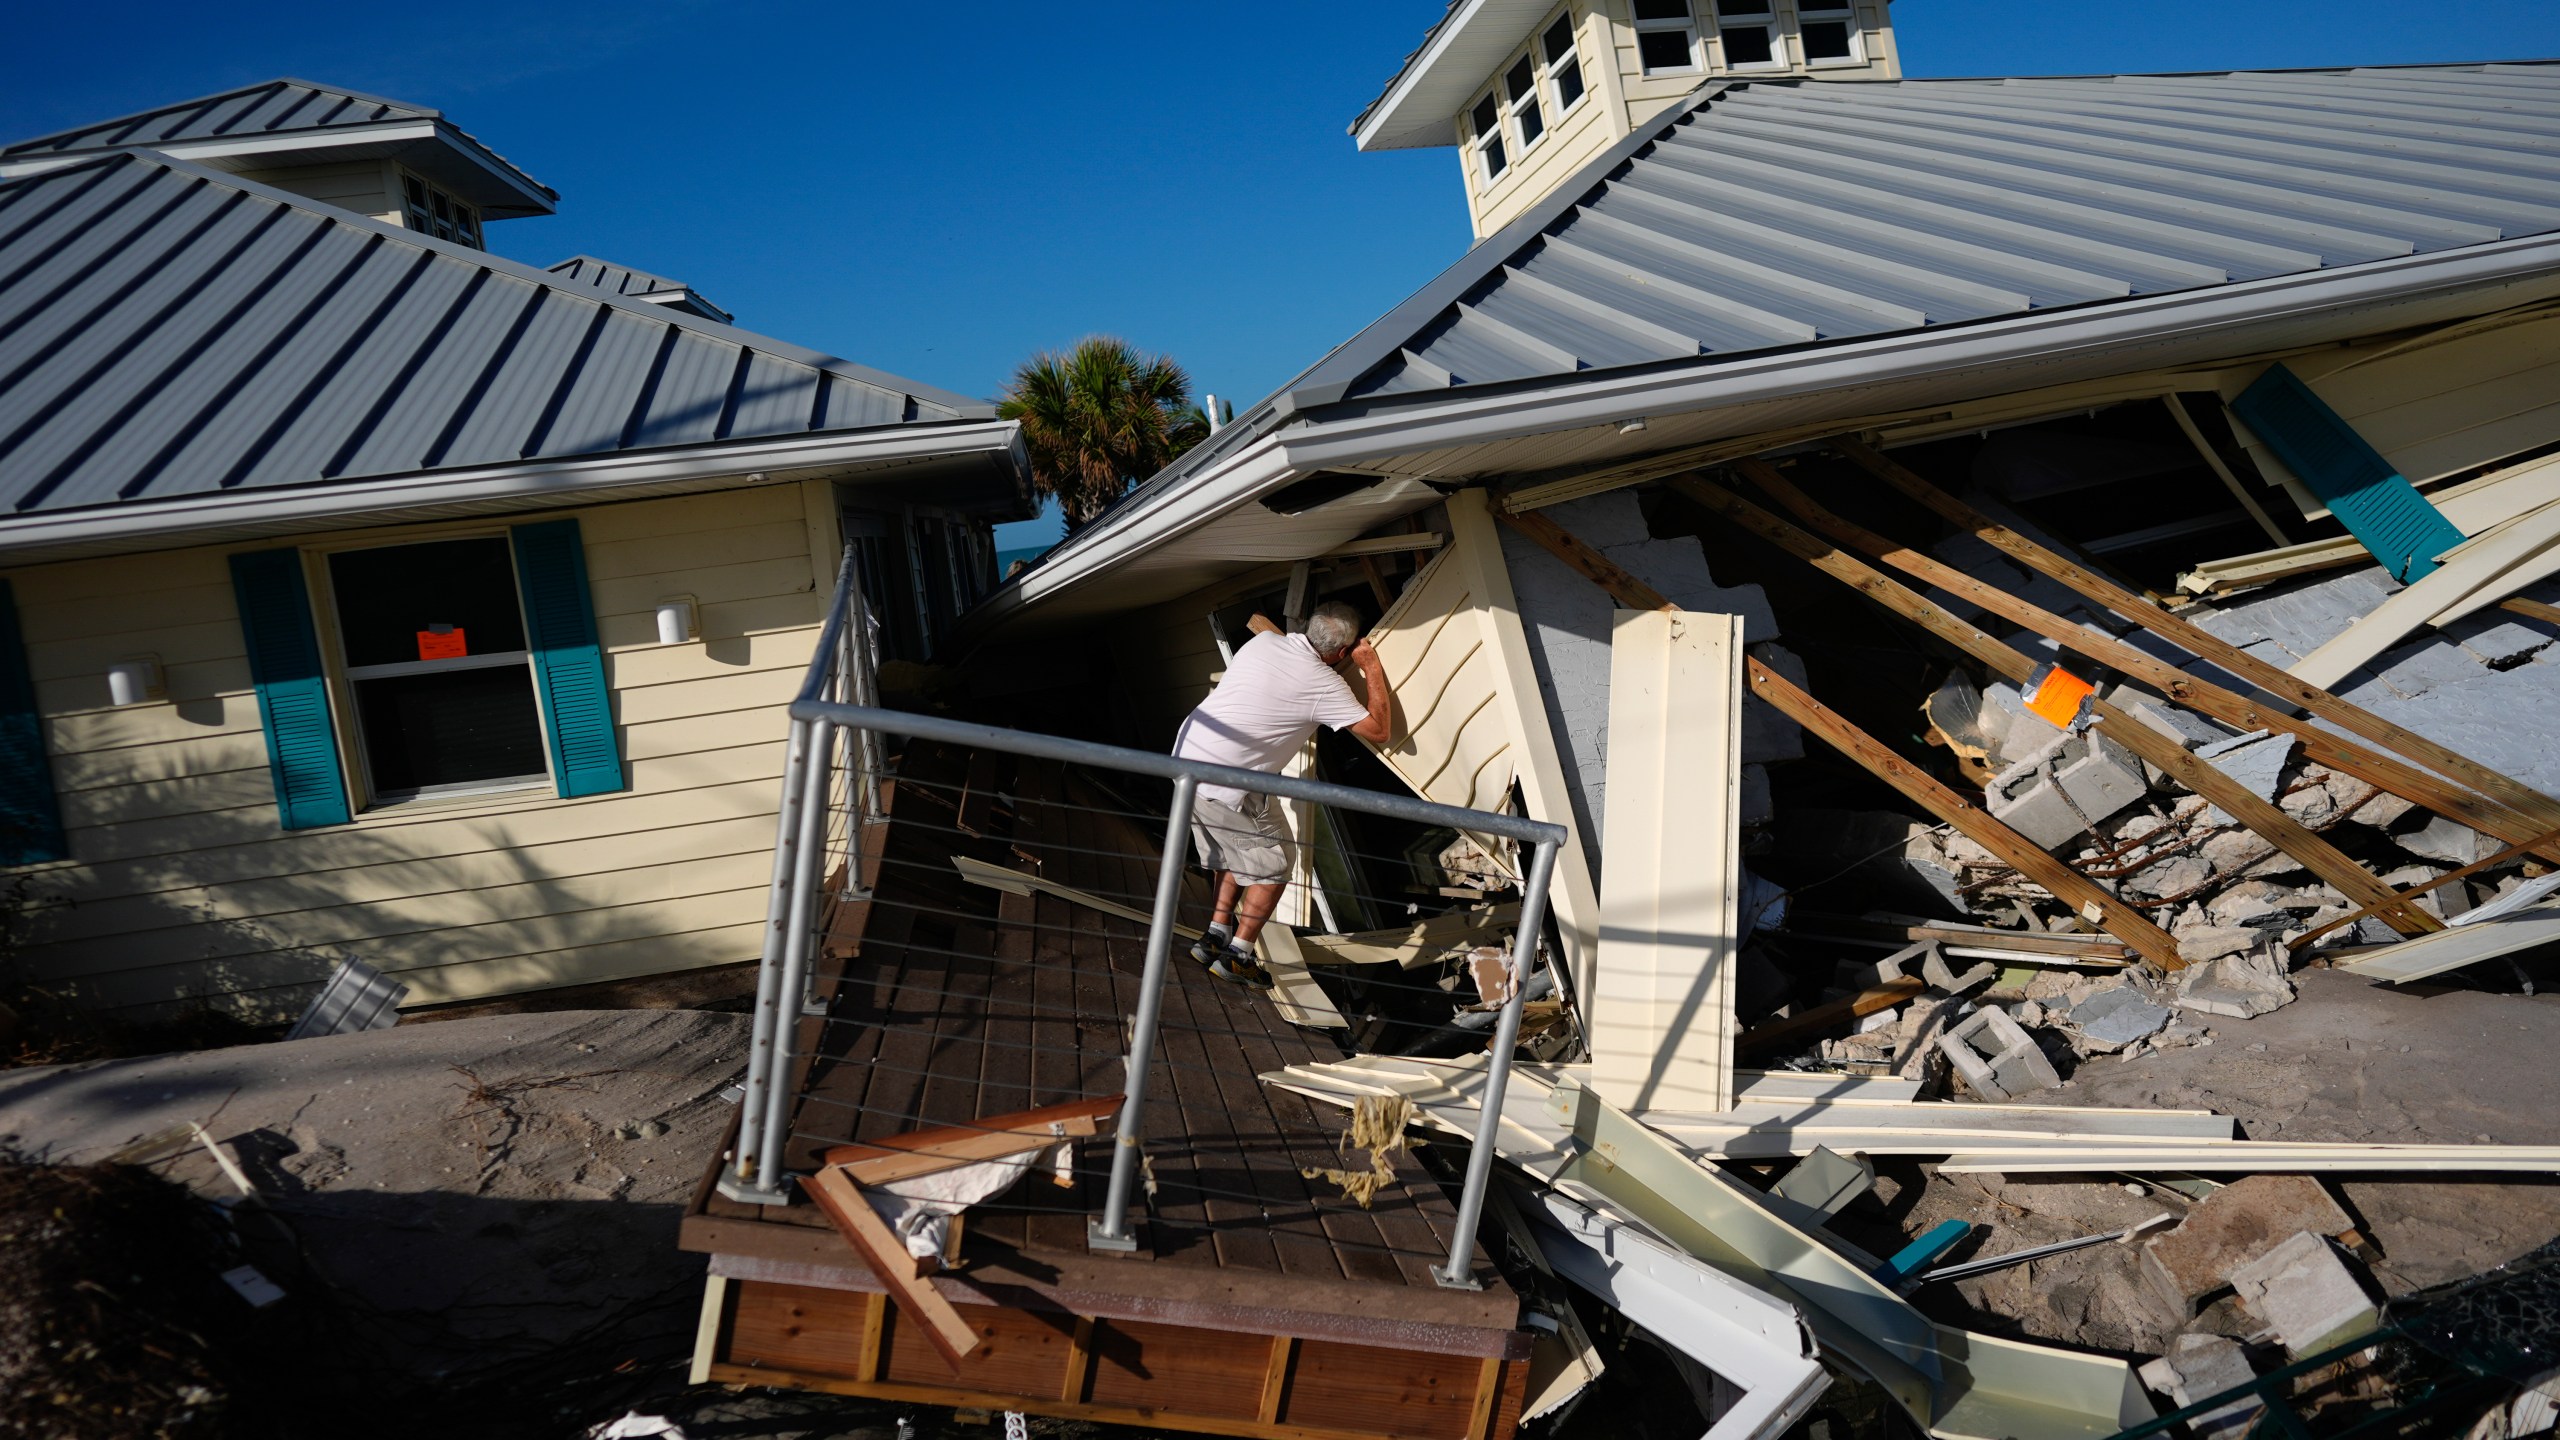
[1305,601,1363,656]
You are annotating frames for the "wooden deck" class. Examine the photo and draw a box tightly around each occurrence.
[682,745,1530,1440]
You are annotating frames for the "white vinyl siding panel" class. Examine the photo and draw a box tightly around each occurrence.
[5,482,824,1018]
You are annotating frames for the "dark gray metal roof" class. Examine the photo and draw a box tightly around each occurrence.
[547,255,733,324]
[1302,63,2560,405]
[0,150,994,520]
[0,78,556,209]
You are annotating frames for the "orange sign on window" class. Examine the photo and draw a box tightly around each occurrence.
[416,626,468,661]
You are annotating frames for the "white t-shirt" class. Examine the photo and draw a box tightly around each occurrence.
[1173,632,1371,806]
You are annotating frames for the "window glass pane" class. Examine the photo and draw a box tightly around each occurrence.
[1633,0,1691,20]
[402,174,427,206]
[1506,56,1538,102]
[1802,19,1853,57]
[1637,28,1695,70]
[1517,97,1545,145]
[1718,0,1772,14]
[353,666,547,794]
[1543,16,1577,63]
[329,537,528,668]
[1554,61,1586,108]
[1722,23,1774,63]
[1472,93,1501,135]
[1482,134,1508,177]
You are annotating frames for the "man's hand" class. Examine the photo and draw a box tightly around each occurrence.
[1346,636,1395,746]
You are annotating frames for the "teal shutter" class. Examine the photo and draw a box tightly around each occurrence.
[0,580,67,864]
[510,519,626,798]
[229,549,353,830]
[2231,364,2467,583]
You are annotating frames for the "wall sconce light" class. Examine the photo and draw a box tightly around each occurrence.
[1617,416,1649,435]
[107,655,164,707]
[655,596,699,645]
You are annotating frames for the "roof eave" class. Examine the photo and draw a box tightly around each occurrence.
[1352,0,1557,152]
[0,419,1024,567]
[0,116,560,216]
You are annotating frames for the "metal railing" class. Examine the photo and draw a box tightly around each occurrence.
[720,549,1568,1289]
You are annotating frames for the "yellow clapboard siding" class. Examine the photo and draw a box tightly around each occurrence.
[393,921,765,1007]
[582,518,809,581]
[27,618,243,683]
[595,591,822,649]
[10,548,231,605]
[52,772,786,911]
[58,765,273,827]
[613,661,805,726]
[85,898,769,1015]
[17,580,239,644]
[32,812,782,946]
[59,739,786,868]
[24,850,777,981]
[576,480,803,541]
[604,627,819,688]
[42,671,261,753]
[590,555,817,619]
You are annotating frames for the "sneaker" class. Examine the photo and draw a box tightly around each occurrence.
[1187,924,1233,967]
[1210,944,1275,990]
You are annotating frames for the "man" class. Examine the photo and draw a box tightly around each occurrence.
[1172,601,1393,988]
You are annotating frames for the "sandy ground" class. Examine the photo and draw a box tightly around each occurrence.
[1826,969,2560,1357]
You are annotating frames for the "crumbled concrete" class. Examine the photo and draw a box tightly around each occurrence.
[2174,925,2264,965]
[2137,1334,2263,1439]
[2229,1231,2380,1356]
[2141,1176,2353,1315]
[2194,731,2296,827]
[1938,1005,2061,1100]
[2178,949,2297,1018]
[2073,985,2173,1049]
[2397,814,2495,867]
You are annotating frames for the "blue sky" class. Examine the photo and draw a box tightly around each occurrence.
[9,1,2559,549]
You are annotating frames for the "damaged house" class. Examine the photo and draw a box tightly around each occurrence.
[678,12,2560,1440]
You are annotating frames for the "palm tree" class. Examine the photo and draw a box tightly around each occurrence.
[998,337,1211,532]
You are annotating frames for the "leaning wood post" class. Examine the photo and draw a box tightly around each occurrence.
[1493,501,2189,969]
[1829,434,2560,841]
[1689,470,2440,937]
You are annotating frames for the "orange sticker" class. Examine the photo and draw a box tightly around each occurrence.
[2021,662,2096,730]
[416,627,468,661]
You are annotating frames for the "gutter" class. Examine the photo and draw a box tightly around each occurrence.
[0,419,1022,565]
[960,228,2560,644]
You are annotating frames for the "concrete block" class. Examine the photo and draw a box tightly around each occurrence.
[2229,1231,2380,1357]
[2143,1175,2351,1315]
[2396,813,2493,866]
[1937,1006,2061,1101]
[2071,984,2172,1048]
[2120,693,2238,752]
[2195,730,2297,827]
[2178,950,2297,1018]
[1917,941,1996,996]
[2137,1334,2263,1440]
[1987,729,2150,849]
[2173,925,2262,964]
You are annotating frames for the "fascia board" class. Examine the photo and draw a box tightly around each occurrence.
[0,119,437,178]
[127,153,995,419]
[0,419,1019,563]
[1354,0,1553,152]
[1279,230,2560,469]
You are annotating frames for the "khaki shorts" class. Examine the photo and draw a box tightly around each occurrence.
[1190,794,1288,887]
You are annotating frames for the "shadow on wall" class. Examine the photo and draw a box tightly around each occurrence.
[9,791,776,1027]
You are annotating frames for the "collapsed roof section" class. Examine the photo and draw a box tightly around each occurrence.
[0,151,1014,562]
[1314,65,2560,406]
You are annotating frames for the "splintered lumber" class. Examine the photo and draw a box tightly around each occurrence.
[820,1095,1122,1185]
[1732,977,1926,1059]
[1735,460,2560,866]
[1493,502,2188,967]
[2501,596,2560,628]
[803,1164,982,1366]
[1791,914,2133,963]
[1691,470,2439,936]
[1295,903,1522,967]
[1831,435,2560,841]
[2292,825,2560,952]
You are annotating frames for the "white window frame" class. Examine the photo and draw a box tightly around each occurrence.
[397,167,484,249]
[317,532,554,810]
[1792,0,1865,66]
[1707,0,1786,72]
[1469,89,1510,187]
[1540,12,1589,116]
[1630,0,1703,76]
[1503,50,1548,155]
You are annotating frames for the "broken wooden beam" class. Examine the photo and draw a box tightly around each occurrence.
[1830,435,2560,841]
[821,1094,1122,1186]
[1494,501,2188,967]
[1737,459,2560,868]
[1688,470,2440,937]
[803,1163,984,1367]
[1733,977,1927,1059]
[2291,824,2560,954]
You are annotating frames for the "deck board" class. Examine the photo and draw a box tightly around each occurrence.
[691,746,1511,1332]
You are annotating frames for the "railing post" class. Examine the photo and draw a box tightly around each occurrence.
[1090,773,1199,1251]
[1435,836,1561,1288]
[720,717,815,1204]
[761,717,838,1179]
